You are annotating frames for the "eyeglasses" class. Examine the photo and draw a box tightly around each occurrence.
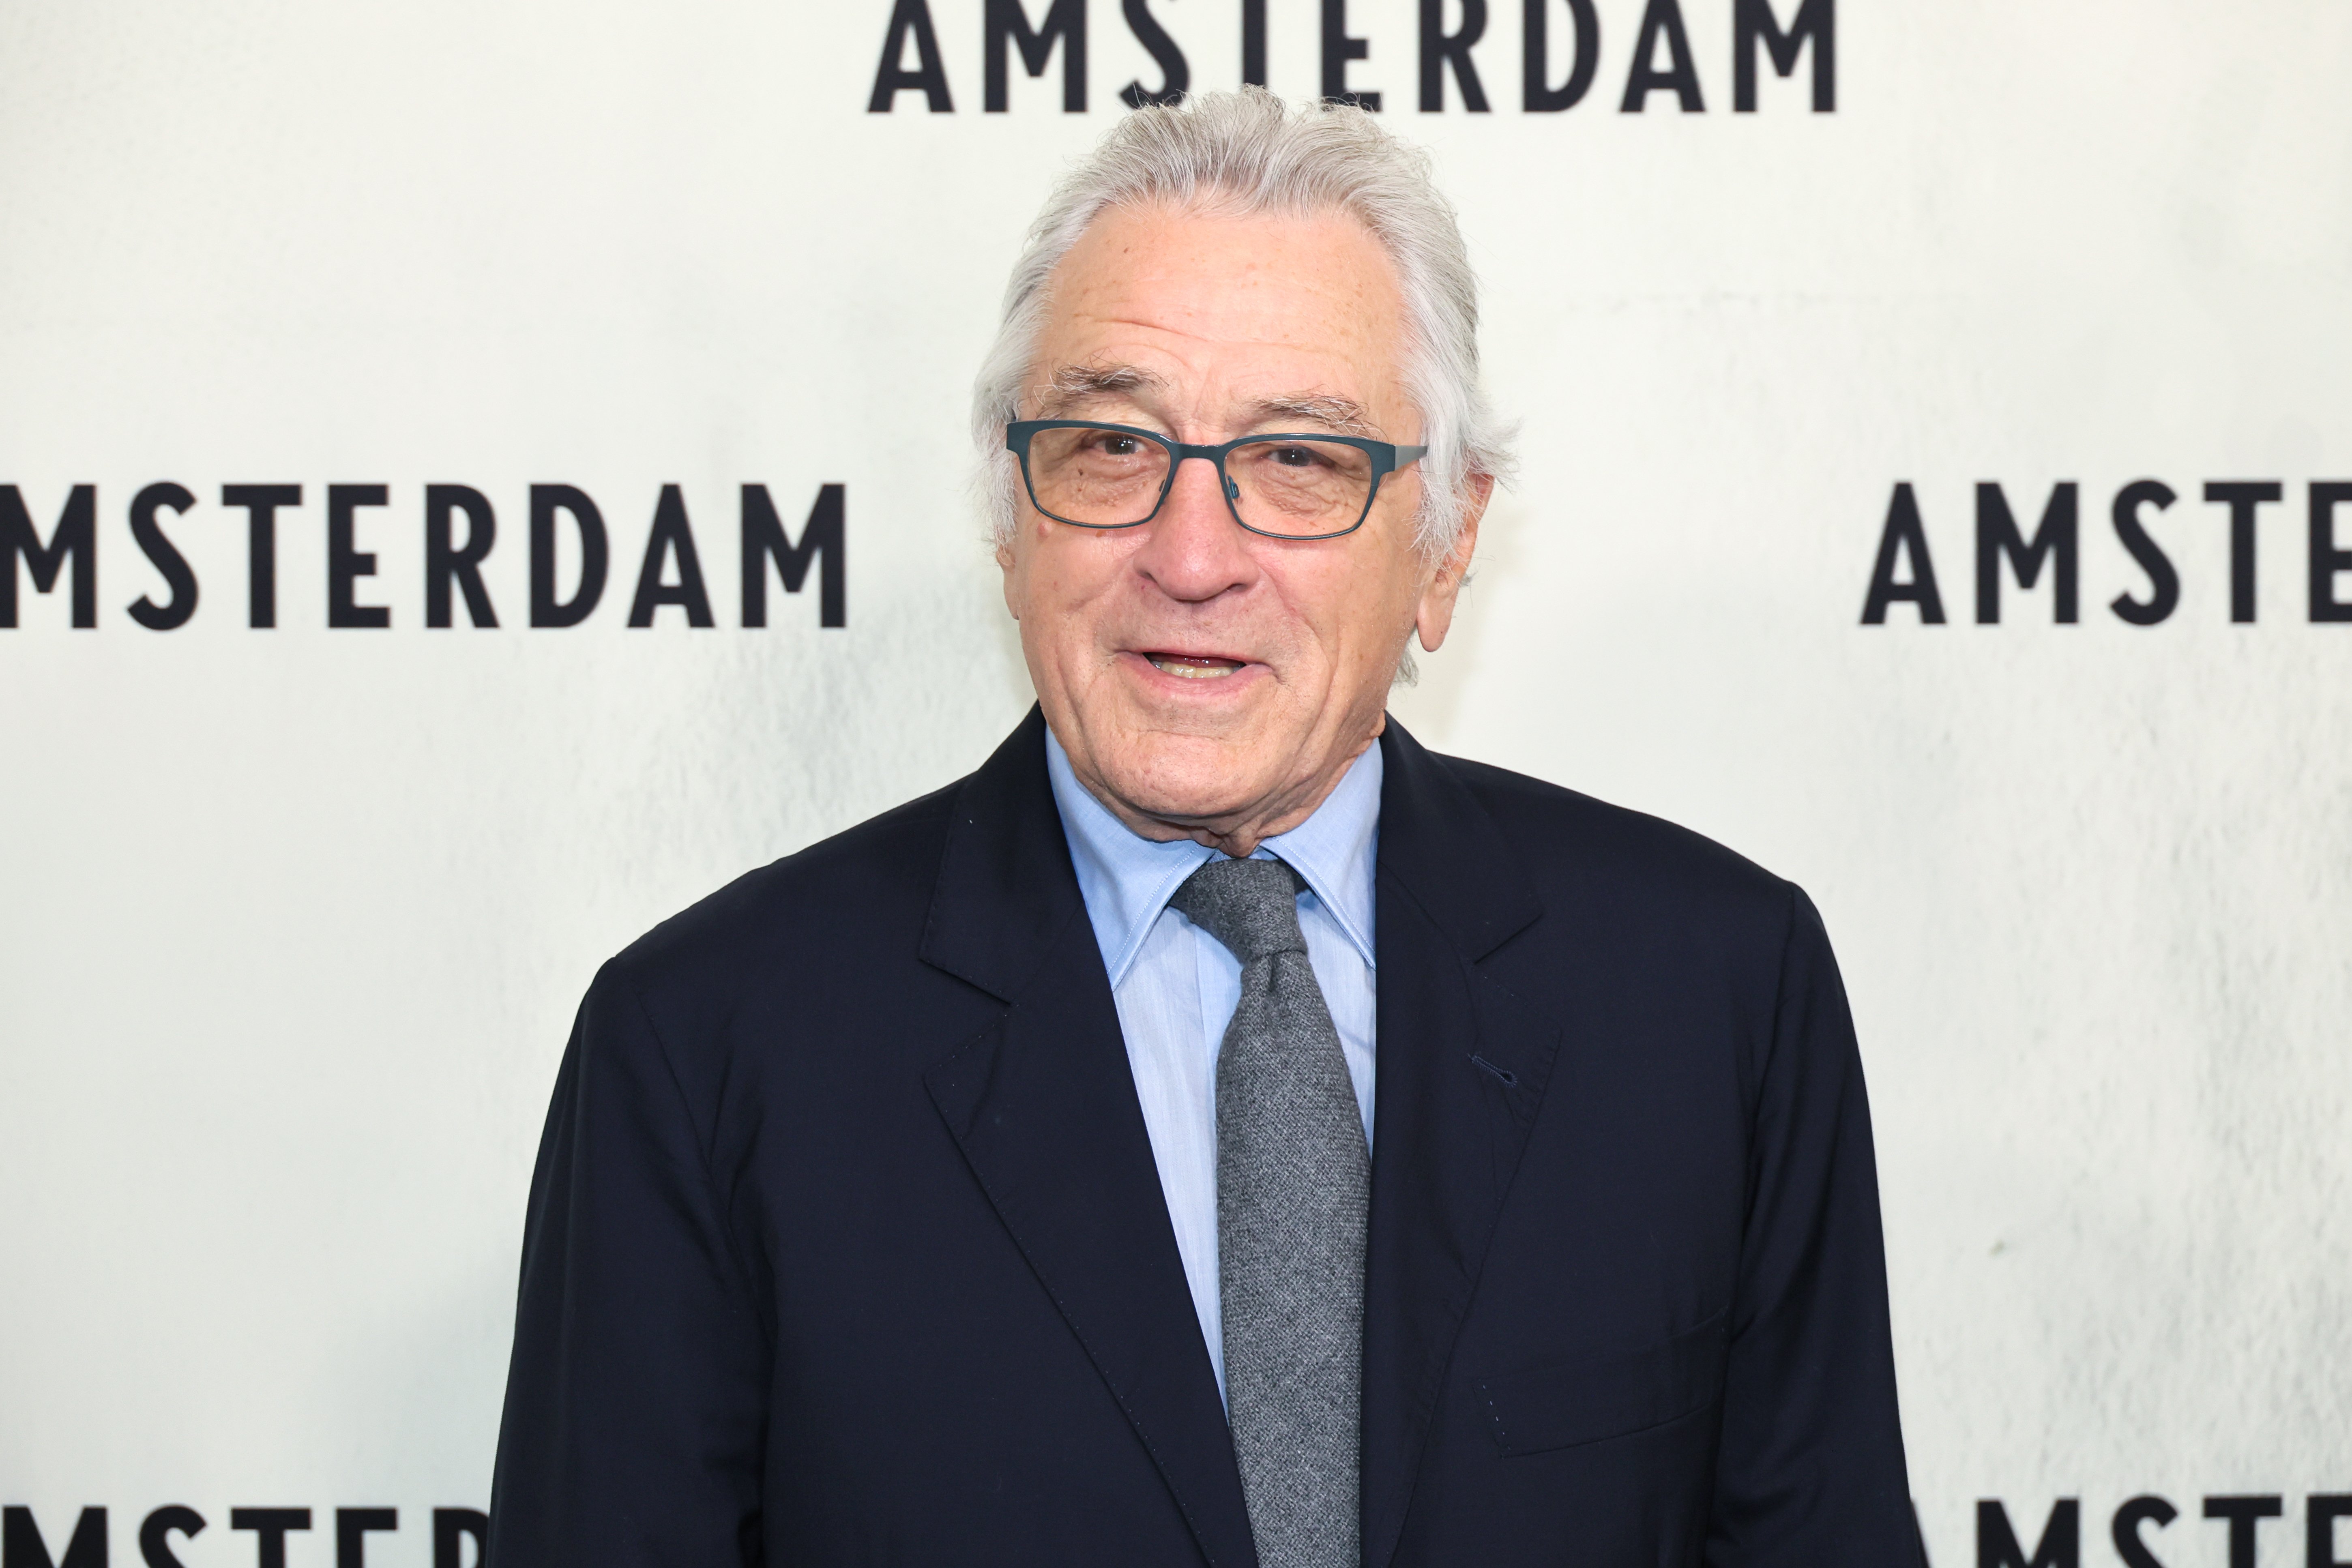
[1005,420,1427,541]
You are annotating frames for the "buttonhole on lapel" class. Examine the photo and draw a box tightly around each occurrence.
[1471,1055,1518,1088]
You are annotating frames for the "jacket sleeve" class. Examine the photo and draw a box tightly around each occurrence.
[1706,886,1922,1567]
[488,960,770,1566]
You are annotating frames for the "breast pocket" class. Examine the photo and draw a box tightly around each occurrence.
[1470,1308,1730,1458]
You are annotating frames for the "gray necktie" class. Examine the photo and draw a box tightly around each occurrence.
[1170,856,1367,1568]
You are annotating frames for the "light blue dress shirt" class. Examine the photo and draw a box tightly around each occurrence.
[1044,728,1381,1397]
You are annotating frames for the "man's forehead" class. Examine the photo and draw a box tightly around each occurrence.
[1027,205,1409,431]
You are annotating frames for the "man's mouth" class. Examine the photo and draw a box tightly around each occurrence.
[1144,652,1247,680]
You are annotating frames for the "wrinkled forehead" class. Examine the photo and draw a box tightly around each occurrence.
[1026,199,1414,431]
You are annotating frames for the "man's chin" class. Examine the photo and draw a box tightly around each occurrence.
[1092,734,1285,830]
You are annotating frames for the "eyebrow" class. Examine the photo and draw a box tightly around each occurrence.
[1030,368,1386,440]
[1243,395,1382,439]
[1034,363,1168,417]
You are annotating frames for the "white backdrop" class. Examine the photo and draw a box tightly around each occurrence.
[4,0,2350,1562]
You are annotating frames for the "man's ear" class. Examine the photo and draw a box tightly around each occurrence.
[1414,473,1491,652]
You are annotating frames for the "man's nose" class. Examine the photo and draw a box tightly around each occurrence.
[1132,453,1256,603]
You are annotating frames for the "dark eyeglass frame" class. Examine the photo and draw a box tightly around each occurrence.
[1004,419,1429,541]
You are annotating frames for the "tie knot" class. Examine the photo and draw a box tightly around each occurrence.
[1168,856,1307,963]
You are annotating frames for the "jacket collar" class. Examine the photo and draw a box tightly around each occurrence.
[916,706,1086,1004]
[1360,719,1557,1568]
[1371,719,1542,962]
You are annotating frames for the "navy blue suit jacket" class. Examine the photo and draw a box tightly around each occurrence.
[488,710,1918,1566]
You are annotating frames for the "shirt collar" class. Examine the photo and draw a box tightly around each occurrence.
[1045,726,1382,987]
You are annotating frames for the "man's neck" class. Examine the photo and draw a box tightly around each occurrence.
[1069,725,1383,859]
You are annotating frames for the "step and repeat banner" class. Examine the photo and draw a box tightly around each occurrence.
[3,0,2348,1562]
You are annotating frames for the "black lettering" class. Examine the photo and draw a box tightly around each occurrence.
[221,484,299,628]
[2201,480,2278,623]
[1119,0,1188,105]
[431,1510,489,1568]
[1243,0,1268,82]
[530,483,610,628]
[337,1510,396,1568]
[0,484,97,629]
[1976,480,2078,623]
[869,0,956,109]
[230,1510,311,1568]
[1322,0,1379,107]
[1419,0,1489,109]
[128,480,200,630]
[2309,481,2352,622]
[1733,0,1831,110]
[328,483,392,628]
[1522,0,1598,109]
[742,483,846,628]
[139,1507,204,1568]
[2109,478,2178,625]
[2311,1495,2352,1568]
[138,1508,204,1568]
[629,485,717,627]
[2205,1497,2283,1568]
[425,484,500,628]
[1860,481,1946,624]
[986,0,1086,111]
[3,1508,106,1568]
[2113,1496,2177,1568]
[1979,1499,2079,1568]
[1619,0,1701,111]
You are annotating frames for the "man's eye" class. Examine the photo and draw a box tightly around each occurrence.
[1271,446,1320,468]
[1088,434,1141,457]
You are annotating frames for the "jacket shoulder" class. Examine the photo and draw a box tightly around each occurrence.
[1427,753,1827,1108]
[600,776,966,1005]
[1434,751,1796,925]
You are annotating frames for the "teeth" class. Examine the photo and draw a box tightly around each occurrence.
[1150,656,1238,678]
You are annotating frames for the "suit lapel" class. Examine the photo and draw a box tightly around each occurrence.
[920,709,1258,1568]
[1360,721,1562,1568]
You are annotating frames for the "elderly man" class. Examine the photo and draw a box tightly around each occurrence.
[489,91,1917,1567]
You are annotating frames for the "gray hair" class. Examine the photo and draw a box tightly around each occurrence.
[970,88,1514,561]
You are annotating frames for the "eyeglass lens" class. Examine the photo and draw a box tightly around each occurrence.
[1026,426,1378,536]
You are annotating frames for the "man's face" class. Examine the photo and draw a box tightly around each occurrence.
[999,202,1483,849]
